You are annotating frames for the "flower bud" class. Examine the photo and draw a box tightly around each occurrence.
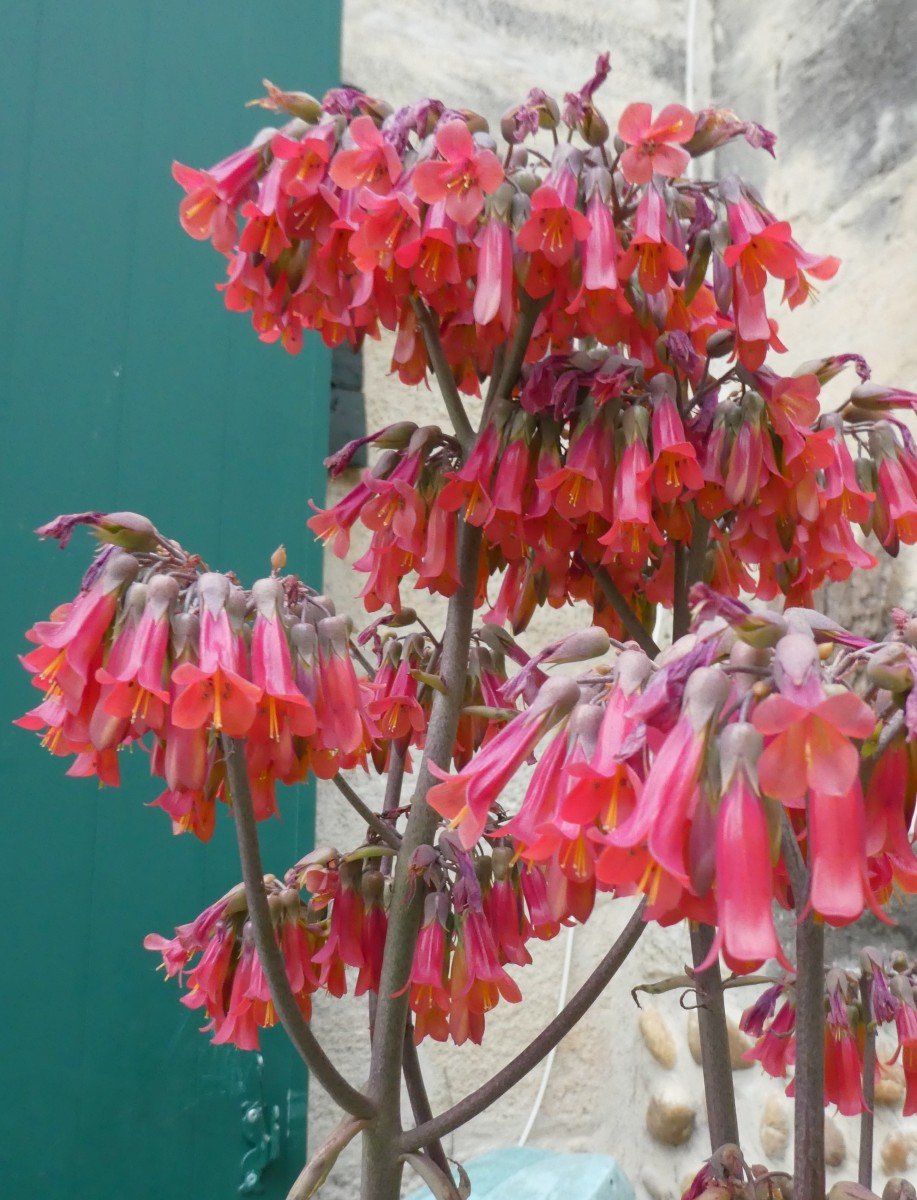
[96,511,161,553]
[706,329,735,358]
[866,642,913,692]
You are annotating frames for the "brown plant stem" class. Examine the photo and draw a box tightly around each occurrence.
[493,294,547,401]
[222,736,376,1121]
[689,923,741,1151]
[380,747,406,876]
[591,565,660,657]
[331,773,401,850]
[402,900,647,1152]
[360,520,483,1199]
[410,296,476,452]
[794,912,826,1200]
[858,974,876,1189]
[403,1023,451,1177]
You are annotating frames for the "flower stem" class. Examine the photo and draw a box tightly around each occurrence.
[689,923,740,1151]
[402,900,646,1152]
[361,519,483,1199]
[858,974,876,1189]
[411,297,476,452]
[222,736,375,1120]
[793,912,826,1200]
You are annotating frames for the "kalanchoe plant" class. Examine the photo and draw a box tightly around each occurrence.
[17,56,917,1200]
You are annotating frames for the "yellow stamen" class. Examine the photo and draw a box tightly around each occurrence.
[213,671,223,732]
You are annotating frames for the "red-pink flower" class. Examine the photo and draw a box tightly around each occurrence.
[618,103,696,184]
[618,185,686,295]
[96,575,178,731]
[328,116,401,193]
[428,679,579,849]
[413,120,504,225]
[171,574,262,737]
[22,551,139,712]
[473,215,514,330]
[701,724,790,973]
[250,578,317,740]
[517,174,590,267]
[754,684,875,802]
[173,144,263,253]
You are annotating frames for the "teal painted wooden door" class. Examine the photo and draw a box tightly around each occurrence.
[0,4,340,1196]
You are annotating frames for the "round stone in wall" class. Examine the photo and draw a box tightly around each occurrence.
[638,1007,677,1069]
[760,1092,790,1162]
[824,1115,846,1168]
[875,1061,906,1107]
[686,1011,754,1070]
[645,1084,697,1146]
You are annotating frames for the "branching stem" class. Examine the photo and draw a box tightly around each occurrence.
[402,901,646,1151]
[411,296,476,452]
[591,565,660,656]
[223,736,376,1120]
[331,773,401,850]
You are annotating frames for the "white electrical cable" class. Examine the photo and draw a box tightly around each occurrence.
[517,922,576,1147]
[515,5,701,1147]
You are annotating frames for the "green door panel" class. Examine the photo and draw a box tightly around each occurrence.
[0,3,340,1196]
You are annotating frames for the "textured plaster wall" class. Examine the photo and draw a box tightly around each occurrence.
[305,2,917,1195]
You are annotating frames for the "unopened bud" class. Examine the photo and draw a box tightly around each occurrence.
[491,845,514,882]
[247,80,322,122]
[578,105,609,145]
[706,330,735,358]
[542,626,611,665]
[374,421,419,449]
[867,642,913,692]
[271,544,287,572]
[96,511,161,553]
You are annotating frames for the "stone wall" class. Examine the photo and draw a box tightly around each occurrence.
[305,2,917,1194]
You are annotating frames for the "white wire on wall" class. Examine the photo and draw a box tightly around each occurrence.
[517,922,577,1147]
[514,0,702,1147]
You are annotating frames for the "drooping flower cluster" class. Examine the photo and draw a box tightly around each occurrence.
[177,62,917,628]
[145,836,587,1049]
[310,365,917,632]
[739,950,917,1118]
[429,592,917,974]
[15,512,439,839]
[174,60,805,372]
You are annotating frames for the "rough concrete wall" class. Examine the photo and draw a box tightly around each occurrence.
[305,2,917,1195]
[711,0,917,626]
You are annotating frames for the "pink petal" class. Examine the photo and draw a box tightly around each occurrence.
[752,693,805,735]
[411,160,450,204]
[619,146,652,185]
[648,104,696,145]
[446,184,484,227]
[815,691,876,739]
[435,119,475,161]
[647,144,691,179]
[805,718,861,796]
[475,149,505,193]
[617,102,653,145]
[757,725,808,802]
